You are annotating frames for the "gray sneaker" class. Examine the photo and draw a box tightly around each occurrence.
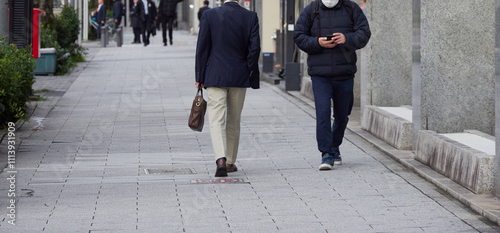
[332,148,342,165]
[334,156,342,165]
[319,153,334,170]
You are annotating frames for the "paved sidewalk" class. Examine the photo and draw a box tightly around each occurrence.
[0,28,499,232]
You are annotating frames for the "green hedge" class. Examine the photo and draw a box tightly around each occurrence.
[0,6,85,129]
[0,36,35,128]
[40,6,87,75]
[56,6,80,49]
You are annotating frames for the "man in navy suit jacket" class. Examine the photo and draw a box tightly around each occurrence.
[112,0,123,27]
[95,0,107,38]
[195,0,260,177]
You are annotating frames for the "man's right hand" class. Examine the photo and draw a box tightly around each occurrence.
[318,37,337,48]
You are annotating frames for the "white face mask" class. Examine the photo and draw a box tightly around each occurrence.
[321,0,339,8]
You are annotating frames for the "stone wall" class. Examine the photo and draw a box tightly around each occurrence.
[363,0,413,107]
[495,0,500,195]
[420,0,495,134]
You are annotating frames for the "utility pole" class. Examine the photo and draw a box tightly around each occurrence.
[77,0,82,44]
[284,0,295,64]
[126,0,130,28]
[280,0,301,91]
[83,0,88,40]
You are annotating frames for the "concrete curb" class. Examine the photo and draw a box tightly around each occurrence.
[348,124,500,226]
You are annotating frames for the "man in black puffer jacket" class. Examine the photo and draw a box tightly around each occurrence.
[158,0,183,46]
[294,0,370,171]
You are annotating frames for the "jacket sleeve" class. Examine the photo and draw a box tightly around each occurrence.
[113,4,118,19]
[344,2,371,50]
[158,1,162,17]
[100,6,107,24]
[195,12,211,84]
[248,13,261,89]
[139,2,145,21]
[150,2,157,18]
[293,5,323,55]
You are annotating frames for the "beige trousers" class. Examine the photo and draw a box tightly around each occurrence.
[206,87,247,164]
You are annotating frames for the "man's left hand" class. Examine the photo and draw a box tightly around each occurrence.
[332,33,346,45]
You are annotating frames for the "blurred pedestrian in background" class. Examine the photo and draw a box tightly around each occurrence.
[131,0,145,44]
[113,0,123,28]
[94,0,107,39]
[158,0,183,46]
[140,0,152,46]
[197,1,210,24]
[145,0,158,45]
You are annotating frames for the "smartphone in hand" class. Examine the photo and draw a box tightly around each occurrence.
[326,33,338,41]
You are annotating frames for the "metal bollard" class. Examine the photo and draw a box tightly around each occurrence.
[285,62,301,91]
[101,26,107,47]
[106,27,110,45]
[116,26,123,47]
[120,26,123,47]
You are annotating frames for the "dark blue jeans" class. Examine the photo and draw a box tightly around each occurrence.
[311,76,354,155]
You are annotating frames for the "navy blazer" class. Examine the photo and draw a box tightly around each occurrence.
[195,2,261,89]
[96,4,107,25]
[113,1,123,23]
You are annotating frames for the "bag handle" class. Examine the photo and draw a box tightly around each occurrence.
[196,86,203,96]
[195,86,204,106]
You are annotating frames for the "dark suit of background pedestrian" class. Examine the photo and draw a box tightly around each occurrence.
[131,0,145,43]
[145,0,157,43]
[140,0,152,46]
[195,0,260,177]
[113,0,123,27]
[158,0,183,46]
[197,1,210,23]
[96,2,107,38]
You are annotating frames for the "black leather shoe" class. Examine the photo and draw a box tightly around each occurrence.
[227,164,237,173]
[215,158,227,177]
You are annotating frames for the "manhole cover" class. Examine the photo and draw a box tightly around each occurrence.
[144,168,196,175]
[190,178,247,184]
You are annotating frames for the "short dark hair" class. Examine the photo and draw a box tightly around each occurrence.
[204,1,209,5]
